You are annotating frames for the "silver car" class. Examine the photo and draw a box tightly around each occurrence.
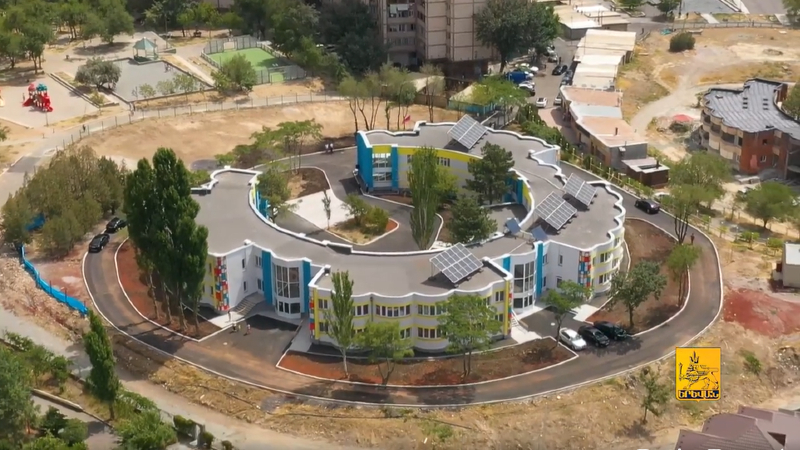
[559,328,587,351]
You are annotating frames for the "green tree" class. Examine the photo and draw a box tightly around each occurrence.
[474,0,560,71]
[218,11,244,35]
[342,193,370,226]
[139,83,157,104]
[670,152,730,207]
[0,348,37,444]
[1,192,35,245]
[669,32,696,52]
[355,321,413,385]
[213,53,257,92]
[95,0,134,43]
[84,311,120,419]
[420,63,445,122]
[745,181,796,228]
[323,271,356,377]
[542,280,592,348]
[408,147,440,250]
[339,76,365,132]
[666,244,700,304]
[173,73,199,102]
[40,407,68,437]
[667,183,705,244]
[156,79,177,96]
[618,0,644,11]
[74,58,122,90]
[447,195,497,244]
[22,435,70,450]
[439,294,503,379]
[466,143,515,204]
[657,0,681,16]
[256,165,295,221]
[471,76,528,122]
[271,0,318,56]
[59,419,88,446]
[321,190,332,229]
[640,369,670,423]
[0,30,24,69]
[116,409,177,450]
[319,0,387,75]
[274,120,323,172]
[435,168,459,205]
[783,81,800,118]
[607,261,667,330]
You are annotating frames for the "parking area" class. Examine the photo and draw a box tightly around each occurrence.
[518,38,576,111]
[523,307,587,337]
[112,59,209,102]
[199,314,298,365]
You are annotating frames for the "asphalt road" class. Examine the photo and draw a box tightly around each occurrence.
[85,152,722,406]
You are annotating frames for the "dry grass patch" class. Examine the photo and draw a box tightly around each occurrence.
[699,61,799,84]
[617,52,671,119]
[329,218,398,244]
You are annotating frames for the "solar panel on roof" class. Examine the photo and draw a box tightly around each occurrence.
[546,202,577,230]
[563,174,585,199]
[447,116,479,142]
[531,226,549,242]
[535,192,564,220]
[429,243,483,284]
[505,218,521,234]
[575,184,598,207]
[459,121,488,149]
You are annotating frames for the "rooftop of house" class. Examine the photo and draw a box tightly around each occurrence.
[580,29,637,52]
[674,406,800,450]
[576,116,646,148]
[784,242,800,265]
[573,53,623,65]
[560,87,623,107]
[570,104,623,119]
[704,78,800,138]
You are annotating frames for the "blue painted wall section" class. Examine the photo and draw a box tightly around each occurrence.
[502,256,511,273]
[255,190,268,217]
[20,246,87,315]
[535,243,544,299]
[262,250,273,305]
[503,177,515,203]
[302,260,311,313]
[515,179,524,205]
[390,145,399,190]
[355,132,374,190]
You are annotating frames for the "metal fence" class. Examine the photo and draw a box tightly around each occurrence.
[202,35,261,54]
[200,36,307,84]
[46,94,345,153]
[675,20,785,29]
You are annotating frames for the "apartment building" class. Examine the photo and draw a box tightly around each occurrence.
[701,78,800,178]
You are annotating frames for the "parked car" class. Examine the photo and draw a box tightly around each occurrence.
[559,328,587,351]
[634,198,661,214]
[518,82,536,95]
[554,94,563,106]
[593,321,630,341]
[534,97,548,108]
[548,53,559,63]
[552,64,568,75]
[106,217,127,233]
[578,325,610,347]
[88,234,110,253]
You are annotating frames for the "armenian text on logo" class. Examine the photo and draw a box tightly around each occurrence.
[675,347,721,401]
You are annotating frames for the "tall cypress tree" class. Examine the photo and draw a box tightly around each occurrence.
[84,311,120,419]
[408,147,440,250]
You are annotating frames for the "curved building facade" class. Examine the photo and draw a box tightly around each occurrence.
[194,121,627,351]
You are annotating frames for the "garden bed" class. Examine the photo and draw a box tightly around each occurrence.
[116,240,220,339]
[288,167,328,199]
[329,218,398,245]
[379,194,453,243]
[588,220,680,334]
[278,338,573,386]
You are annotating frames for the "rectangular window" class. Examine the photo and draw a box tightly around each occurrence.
[543,254,548,264]
[759,155,767,163]
[373,172,393,182]
[257,278,262,290]
[598,273,611,284]
[417,327,444,339]
[599,252,610,263]
[407,155,413,163]
[318,299,329,309]
[437,157,450,167]
[495,314,504,323]
[208,286,213,295]
[513,262,534,293]
[614,237,620,247]
[495,291,504,302]
[256,256,262,268]
[241,259,245,269]
[558,255,563,266]
[290,303,300,314]
[377,305,411,317]
[243,281,248,292]
[556,277,563,288]
[319,322,329,333]
[543,276,547,287]
[372,153,392,168]
[400,328,411,339]
[274,265,301,298]
[485,296,491,306]
[354,304,369,316]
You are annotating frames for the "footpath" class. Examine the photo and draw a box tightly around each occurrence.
[0,307,358,450]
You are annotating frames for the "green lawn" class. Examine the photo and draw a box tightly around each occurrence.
[207,48,285,82]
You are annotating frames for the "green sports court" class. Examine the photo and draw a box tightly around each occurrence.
[207,47,286,83]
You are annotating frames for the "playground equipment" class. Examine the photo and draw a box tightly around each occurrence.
[0,88,4,107]
[23,83,53,112]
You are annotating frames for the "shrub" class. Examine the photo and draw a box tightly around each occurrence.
[40,407,68,436]
[60,419,88,445]
[343,194,370,225]
[364,206,390,233]
[173,415,196,437]
[221,440,234,450]
[742,350,762,375]
[669,32,696,52]
[199,430,215,449]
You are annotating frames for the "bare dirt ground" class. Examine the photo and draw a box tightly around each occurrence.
[589,220,680,333]
[77,103,462,165]
[6,218,800,449]
[288,168,328,199]
[329,218,399,244]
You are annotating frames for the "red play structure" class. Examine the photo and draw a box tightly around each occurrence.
[23,83,53,112]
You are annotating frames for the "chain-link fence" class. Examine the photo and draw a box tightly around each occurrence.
[202,35,261,54]
[200,36,307,85]
[46,93,345,153]
[675,20,785,30]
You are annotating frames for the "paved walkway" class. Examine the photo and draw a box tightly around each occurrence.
[702,13,721,23]
[85,152,723,406]
[32,395,116,450]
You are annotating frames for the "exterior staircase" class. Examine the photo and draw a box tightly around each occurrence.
[231,295,261,317]
[509,310,541,343]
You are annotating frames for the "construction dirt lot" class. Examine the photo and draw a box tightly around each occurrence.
[3,222,798,450]
[77,103,462,166]
[619,28,800,122]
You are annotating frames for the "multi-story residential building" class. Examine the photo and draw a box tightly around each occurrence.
[194,120,626,352]
[675,406,800,450]
[701,78,800,177]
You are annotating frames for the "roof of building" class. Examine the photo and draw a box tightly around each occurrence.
[555,6,602,30]
[785,242,800,265]
[195,123,626,296]
[674,406,800,450]
[573,53,623,65]
[622,157,667,174]
[570,104,623,119]
[576,116,646,147]
[704,78,800,139]
[575,63,618,77]
[581,29,637,53]
[571,74,616,90]
[560,87,622,107]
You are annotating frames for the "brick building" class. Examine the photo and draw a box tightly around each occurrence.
[701,78,800,178]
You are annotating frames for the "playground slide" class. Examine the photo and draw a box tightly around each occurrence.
[22,97,33,107]
[45,105,53,112]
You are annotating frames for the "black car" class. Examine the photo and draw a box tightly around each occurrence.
[578,326,610,347]
[593,321,630,341]
[634,199,661,214]
[106,217,127,233]
[552,64,568,75]
[88,234,110,253]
